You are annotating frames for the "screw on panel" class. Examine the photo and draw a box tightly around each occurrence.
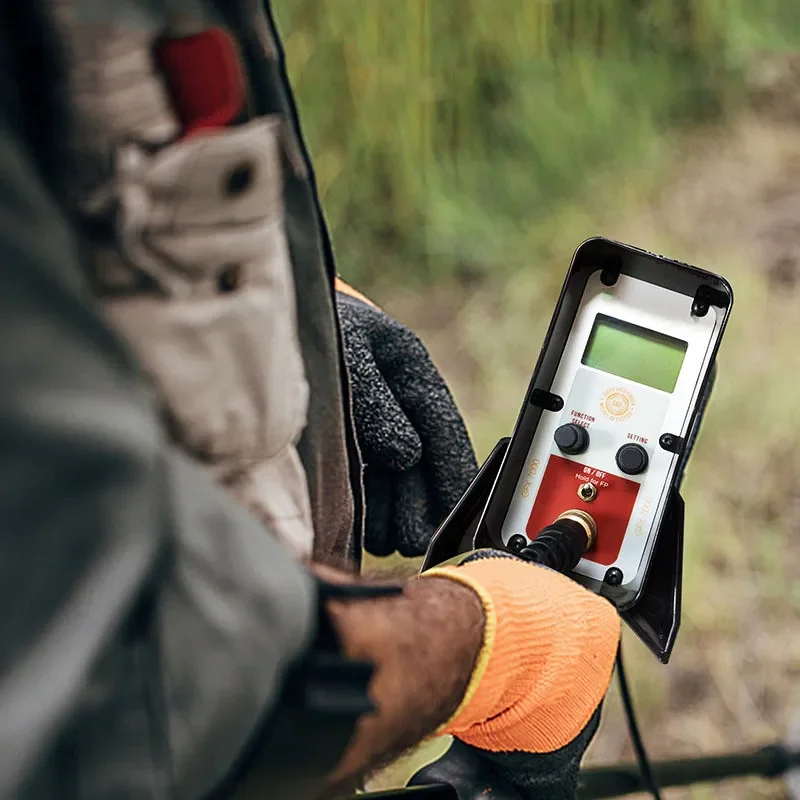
[600,267,619,286]
[604,567,624,587]
[659,433,684,453]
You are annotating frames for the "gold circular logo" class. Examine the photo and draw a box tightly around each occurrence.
[600,387,636,422]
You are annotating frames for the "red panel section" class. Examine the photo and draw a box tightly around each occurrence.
[526,455,640,566]
[154,28,246,138]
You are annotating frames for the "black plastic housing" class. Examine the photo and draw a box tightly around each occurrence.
[424,237,733,663]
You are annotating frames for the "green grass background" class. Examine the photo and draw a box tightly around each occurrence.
[274,0,799,288]
[270,2,800,797]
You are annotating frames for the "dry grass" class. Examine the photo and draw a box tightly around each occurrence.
[268,3,800,795]
[272,0,800,288]
[364,108,800,798]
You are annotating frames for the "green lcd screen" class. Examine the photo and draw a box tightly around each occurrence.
[582,314,688,393]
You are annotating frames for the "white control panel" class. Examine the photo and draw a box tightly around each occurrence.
[501,272,723,594]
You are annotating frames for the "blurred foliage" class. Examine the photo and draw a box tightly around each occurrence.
[272,0,800,287]
[266,3,800,796]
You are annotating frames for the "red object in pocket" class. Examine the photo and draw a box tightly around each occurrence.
[153,27,247,138]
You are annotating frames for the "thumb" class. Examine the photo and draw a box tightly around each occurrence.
[338,293,422,470]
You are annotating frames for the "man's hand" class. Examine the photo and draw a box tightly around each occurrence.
[335,279,478,557]
[321,570,485,796]
[318,551,620,797]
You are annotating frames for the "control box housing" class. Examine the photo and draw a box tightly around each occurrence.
[475,238,732,611]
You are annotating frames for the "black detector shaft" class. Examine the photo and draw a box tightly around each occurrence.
[381,742,800,800]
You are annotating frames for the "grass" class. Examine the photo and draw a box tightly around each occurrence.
[362,119,800,797]
[267,2,800,797]
[273,0,800,289]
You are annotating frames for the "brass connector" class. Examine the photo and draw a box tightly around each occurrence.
[556,509,597,551]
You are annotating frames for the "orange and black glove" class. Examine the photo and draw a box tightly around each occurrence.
[413,549,620,799]
[335,278,478,557]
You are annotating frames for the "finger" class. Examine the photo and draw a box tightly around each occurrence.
[363,467,397,557]
[369,320,479,518]
[394,465,438,558]
[409,738,525,799]
[338,295,422,471]
[345,333,422,470]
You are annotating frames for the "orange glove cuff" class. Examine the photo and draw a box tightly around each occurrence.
[334,276,379,309]
[422,556,620,753]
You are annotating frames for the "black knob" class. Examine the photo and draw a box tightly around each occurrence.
[554,423,590,455]
[507,534,528,554]
[616,443,649,475]
[604,567,624,586]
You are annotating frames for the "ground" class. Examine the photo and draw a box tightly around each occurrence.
[364,67,800,798]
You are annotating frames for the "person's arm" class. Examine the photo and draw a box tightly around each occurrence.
[0,90,616,800]
[0,99,474,800]
[317,551,621,799]
[0,104,318,797]
[320,572,485,795]
[0,107,174,795]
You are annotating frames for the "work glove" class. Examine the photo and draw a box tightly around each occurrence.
[415,549,620,799]
[335,279,478,557]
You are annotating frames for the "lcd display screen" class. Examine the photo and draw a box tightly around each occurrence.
[582,315,688,393]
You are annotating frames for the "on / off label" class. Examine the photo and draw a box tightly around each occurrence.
[527,455,640,566]
[576,465,610,489]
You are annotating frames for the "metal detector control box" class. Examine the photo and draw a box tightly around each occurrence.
[472,238,732,659]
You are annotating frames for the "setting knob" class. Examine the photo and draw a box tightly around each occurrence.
[554,423,590,455]
[615,443,649,475]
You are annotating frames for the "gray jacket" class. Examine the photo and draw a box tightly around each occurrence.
[0,1,362,797]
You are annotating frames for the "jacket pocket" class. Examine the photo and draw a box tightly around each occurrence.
[101,117,309,466]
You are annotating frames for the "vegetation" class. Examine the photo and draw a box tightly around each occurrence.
[274,0,800,287]
[271,2,800,797]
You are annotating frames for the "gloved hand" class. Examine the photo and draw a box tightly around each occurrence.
[418,550,620,798]
[409,734,599,800]
[335,278,478,557]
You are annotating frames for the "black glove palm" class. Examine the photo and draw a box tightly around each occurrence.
[336,291,478,557]
[409,712,602,800]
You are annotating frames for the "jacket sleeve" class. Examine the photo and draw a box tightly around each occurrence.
[0,98,317,797]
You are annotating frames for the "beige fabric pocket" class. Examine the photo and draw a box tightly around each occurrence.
[97,118,313,555]
[216,447,315,558]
